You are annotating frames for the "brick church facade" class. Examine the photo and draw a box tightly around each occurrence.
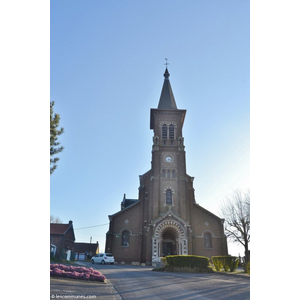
[105,68,228,264]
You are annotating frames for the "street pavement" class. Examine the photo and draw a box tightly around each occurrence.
[50,277,122,300]
[50,262,249,299]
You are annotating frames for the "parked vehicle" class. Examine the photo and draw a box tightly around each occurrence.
[91,253,114,265]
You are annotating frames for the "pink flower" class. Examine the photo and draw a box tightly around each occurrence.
[90,274,105,282]
[52,268,64,276]
[50,264,106,282]
[92,270,101,275]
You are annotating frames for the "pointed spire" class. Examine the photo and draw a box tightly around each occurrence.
[157,68,177,109]
[164,68,170,78]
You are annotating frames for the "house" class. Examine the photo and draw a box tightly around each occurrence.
[50,220,75,259]
[73,242,99,260]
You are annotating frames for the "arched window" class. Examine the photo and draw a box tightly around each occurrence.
[166,189,172,205]
[204,232,212,248]
[162,124,168,139]
[121,230,129,247]
[169,124,174,139]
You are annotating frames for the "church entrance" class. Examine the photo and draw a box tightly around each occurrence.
[162,231,176,256]
[152,218,188,261]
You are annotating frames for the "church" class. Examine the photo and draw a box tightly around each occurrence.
[105,67,228,264]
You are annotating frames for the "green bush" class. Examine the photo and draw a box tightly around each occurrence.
[212,257,223,271]
[227,257,239,272]
[221,257,230,272]
[212,256,239,272]
[161,257,167,266]
[165,255,209,269]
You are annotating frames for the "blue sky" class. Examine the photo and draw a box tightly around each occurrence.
[50,0,249,255]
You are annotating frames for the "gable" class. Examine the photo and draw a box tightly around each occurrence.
[50,223,70,235]
[50,222,75,241]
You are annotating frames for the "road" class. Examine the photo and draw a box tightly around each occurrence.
[90,263,250,300]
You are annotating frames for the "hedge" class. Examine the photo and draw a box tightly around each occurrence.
[165,255,209,269]
[212,256,239,272]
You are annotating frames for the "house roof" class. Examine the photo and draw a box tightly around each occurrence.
[50,221,75,241]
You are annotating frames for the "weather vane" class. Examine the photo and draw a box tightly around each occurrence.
[164,58,169,68]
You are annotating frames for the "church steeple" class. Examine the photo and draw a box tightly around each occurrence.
[150,67,185,130]
[157,68,177,110]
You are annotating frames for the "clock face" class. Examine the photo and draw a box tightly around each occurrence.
[165,156,173,163]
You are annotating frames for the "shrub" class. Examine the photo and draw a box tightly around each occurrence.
[166,255,209,269]
[82,273,90,280]
[160,257,167,266]
[222,257,230,272]
[212,256,239,272]
[212,257,223,271]
[228,257,239,272]
[50,264,106,282]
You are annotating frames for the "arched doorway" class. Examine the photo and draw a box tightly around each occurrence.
[152,219,188,261]
[162,230,176,257]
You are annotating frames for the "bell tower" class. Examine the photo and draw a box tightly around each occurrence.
[146,67,194,222]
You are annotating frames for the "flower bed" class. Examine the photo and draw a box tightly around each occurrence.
[50,264,106,282]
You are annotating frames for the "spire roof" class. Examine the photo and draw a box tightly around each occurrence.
[157,68,177,109]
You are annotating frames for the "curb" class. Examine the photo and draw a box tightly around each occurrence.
[213,271,250,279]
[105,279,123,300]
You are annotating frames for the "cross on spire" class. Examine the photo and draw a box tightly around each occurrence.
[164,58,169,68]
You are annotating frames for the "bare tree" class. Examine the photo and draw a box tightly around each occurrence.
[50,215,63,224]
[219,189,250,262]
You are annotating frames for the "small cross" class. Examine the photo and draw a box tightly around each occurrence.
[164,58,169,67]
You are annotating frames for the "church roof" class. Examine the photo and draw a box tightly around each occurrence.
[109,199,140,219]
[157,68,177,109]
[121,193,139,210]
[123,199,138,208]
[193,203,224,223]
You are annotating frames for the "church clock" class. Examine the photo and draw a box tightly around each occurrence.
[164,156,173,163]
